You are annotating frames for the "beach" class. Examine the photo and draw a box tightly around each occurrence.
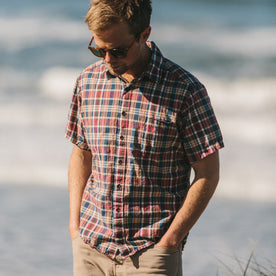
[0,185,275,275]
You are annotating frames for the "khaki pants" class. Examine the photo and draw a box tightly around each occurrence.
[72,236,183,276]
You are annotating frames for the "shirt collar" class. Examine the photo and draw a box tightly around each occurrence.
[142,41,164,83]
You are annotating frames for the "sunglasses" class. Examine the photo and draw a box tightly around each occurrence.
[88,37,136,59]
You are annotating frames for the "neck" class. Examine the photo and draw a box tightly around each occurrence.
[122,44,152,83]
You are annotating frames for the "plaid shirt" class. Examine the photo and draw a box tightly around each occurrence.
[65,42,224,259]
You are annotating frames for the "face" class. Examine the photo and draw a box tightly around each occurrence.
[93,22,149,78]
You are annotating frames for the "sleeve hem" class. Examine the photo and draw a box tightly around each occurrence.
[65,131,90,151]
[189,141,224,164]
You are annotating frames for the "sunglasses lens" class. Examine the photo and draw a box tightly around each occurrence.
[110,49,127,58]
[90,47,106,58]
[89,45,128,58]
[89,36,135,59]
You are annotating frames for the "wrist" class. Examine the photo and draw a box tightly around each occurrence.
[69,221,79,232]
[69,226,80,239]
[157,235,179,250]
[69,224,79,231]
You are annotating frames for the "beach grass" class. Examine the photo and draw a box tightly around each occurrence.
[216,250,276,276]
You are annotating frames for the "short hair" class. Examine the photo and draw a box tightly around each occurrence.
[85,0,152,38]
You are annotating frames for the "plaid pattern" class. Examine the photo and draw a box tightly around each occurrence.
[65,42,224,259]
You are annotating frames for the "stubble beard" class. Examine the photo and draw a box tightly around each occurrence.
[105,61,129,77]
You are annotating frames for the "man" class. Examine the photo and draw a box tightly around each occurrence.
[65,0,224,275]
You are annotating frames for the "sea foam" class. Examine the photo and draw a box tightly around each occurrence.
[0,15,88,52]
[1,14,276,59]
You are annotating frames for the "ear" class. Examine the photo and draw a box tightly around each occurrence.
[140,26,151,43]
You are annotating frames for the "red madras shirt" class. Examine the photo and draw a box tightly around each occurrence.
[65,41,224,259]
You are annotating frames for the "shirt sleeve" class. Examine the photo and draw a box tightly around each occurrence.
[65,76,90,151]
[180,83,224,163]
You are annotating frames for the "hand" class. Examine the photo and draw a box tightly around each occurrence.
[156,239,179,252]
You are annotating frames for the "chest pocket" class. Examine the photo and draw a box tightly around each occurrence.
[133,110,178,161]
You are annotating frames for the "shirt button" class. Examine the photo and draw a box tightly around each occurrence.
[118,159,123,165]
[117,184,122,189]
[120,135,124,140]
[122,111,127,116]
[145,145,151,151]
[116,207,120,212]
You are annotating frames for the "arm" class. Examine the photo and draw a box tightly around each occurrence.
[157,151,220,251]
[68,145,92,239]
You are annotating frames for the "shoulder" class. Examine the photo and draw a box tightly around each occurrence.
[79,60,107,80]
[149,41,204,90]
[72,60,107,96]
[161,57,204,90]
[156,57,212,115]
[159,57,208,109]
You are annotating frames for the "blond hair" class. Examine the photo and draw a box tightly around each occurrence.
[85,0,152,38]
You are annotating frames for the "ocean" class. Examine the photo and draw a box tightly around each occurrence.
[0,0,275,275]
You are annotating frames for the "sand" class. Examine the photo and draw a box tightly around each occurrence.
[0,184,275,275]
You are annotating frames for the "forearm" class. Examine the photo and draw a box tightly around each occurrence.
[158,151,220,250]
[159,176,218,249]
[68,145,92,237]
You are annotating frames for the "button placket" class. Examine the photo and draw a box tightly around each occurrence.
[112,92,130,242]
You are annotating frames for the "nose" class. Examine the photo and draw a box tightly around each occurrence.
[104,50,113,63]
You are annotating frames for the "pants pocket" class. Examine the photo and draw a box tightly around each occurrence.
[153,244,180,254]
[132,244,182,276]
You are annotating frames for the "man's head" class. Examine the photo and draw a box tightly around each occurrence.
[85,0,152,80]
[85,0,152,39]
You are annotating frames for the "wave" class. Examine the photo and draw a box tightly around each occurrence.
[200,74,276,146]
[151,24,276,58]
[1,14,276,60]
[0,15,88,52]
[38,66,82,101]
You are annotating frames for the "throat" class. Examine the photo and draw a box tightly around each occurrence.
[121,73,135,83]
[122,46,152,83]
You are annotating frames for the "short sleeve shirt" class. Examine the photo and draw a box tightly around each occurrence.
[65,41,224,259]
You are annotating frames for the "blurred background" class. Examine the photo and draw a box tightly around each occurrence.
[0,0,275,275]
